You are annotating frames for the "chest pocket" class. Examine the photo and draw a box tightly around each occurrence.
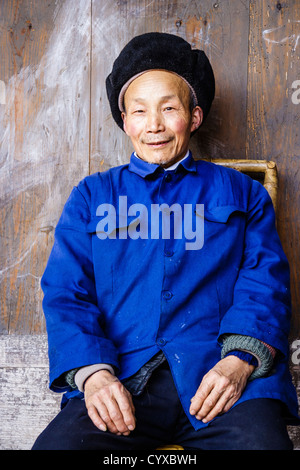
[201,205,247,223]
[196,204,248,247]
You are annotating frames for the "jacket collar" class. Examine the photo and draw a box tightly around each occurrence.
[128,150,197,178]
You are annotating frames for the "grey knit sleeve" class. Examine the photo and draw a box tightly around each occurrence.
[221,334,274,380]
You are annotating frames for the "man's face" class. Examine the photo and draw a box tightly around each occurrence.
[122,70,203,167]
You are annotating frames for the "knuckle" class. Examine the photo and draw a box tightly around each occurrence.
[101,387,111,398]
[227,383,237,395]
[113,381,124,392]
[210,370,220,380]
[215,404,223,414]
[230,386,238,396]
[121,402,131,412]
[101,413,110,422]
[195,389,207,400]
[110,410,122,421]
[207,399,214,408]
[203,371,210,380]
[219,376,230,388]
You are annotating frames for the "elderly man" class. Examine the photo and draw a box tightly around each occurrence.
[32,33,299,450]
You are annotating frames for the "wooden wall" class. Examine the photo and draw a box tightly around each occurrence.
[0,0,299,449]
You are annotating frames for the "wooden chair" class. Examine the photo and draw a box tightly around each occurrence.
[158,159,278,451]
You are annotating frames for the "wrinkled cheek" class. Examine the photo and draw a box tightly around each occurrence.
[124,121,139,138]
[171,120,190,147]
[175,119,188,132]
[171,115,190,134]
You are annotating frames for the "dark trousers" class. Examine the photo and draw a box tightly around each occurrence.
[32,362,293,450]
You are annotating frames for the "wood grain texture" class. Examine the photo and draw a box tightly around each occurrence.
[0,0,91,333]
[0,334,61,450]
[247,0,300,336]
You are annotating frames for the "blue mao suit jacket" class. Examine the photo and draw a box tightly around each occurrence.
[41,152,299,430]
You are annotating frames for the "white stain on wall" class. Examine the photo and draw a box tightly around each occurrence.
[263,21,300,53]
[0,0,91,290]
[0,80,5,104]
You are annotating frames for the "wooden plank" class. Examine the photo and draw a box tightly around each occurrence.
[0,334,61,450]
[90,0,250,174]
[0,333,49,367]
[185,0,250,160]
[0,0,91,333]
[247,0,300,336]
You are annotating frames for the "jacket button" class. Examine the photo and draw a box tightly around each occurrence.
[163,290,173,300]
[164,250,174,257]
[157,338,167,346]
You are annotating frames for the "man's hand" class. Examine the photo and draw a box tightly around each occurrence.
[189,355,254,423]
[84,369,136,435]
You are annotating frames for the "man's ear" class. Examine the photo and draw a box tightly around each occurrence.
[121,112,128,134]
[190,106,203,133]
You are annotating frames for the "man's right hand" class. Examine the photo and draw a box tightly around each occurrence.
[84,369,136,435]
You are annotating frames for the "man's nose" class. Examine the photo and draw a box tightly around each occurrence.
[146,111,164,132]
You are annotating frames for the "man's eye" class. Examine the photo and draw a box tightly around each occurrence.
[164,107,174,111]
[134,109,145,114]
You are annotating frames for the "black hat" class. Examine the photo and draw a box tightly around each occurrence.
[106,32,215,131]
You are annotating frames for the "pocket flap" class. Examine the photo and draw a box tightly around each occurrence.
[198,205,247,224]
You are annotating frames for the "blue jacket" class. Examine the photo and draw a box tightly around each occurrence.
[42,152,299,430]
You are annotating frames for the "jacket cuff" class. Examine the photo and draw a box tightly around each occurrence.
[65,364,115,391]
[224,350,258,367]
[221,334,274,380]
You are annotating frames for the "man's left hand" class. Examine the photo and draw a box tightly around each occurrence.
[189,355,254,423]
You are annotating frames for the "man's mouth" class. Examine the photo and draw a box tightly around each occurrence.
[145,140,170,148]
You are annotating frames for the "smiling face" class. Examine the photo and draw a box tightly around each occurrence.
[121,70,203,167]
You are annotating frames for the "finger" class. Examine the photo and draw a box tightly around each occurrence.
[86,380,135,435]
[221,393,241,414]
[190,379,214,416]
[86,403,109,432]
[114,388,136,431]
[92,381,130,434]
[198,389,232,423]
[102,381,136,432]
[104,394,134,434]
[198,383,242,423]
[88,397,121,434]
[194,386,225,421]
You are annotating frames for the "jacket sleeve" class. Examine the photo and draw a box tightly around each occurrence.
[218,180,292,359]
[41,183,119,392]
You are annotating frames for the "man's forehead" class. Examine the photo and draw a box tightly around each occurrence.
[128,70,186,89]
[122,70,192,107]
